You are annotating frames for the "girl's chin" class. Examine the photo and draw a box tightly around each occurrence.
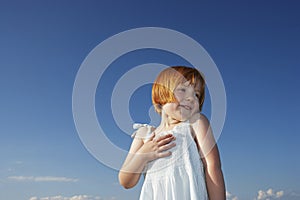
[176,115,191,122]
[178,111,193,119]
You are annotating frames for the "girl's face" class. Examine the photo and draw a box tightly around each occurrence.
[162,81,200,122]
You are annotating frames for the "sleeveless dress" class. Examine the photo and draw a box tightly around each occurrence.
[132,121,208,200]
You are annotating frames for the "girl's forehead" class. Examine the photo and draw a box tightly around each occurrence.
[176,80,201,91]
[176,81,189,86]
[178,81,194,87]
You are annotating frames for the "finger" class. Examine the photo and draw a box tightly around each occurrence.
[157,135,176,146]
[156,133,174,143]
[158,142,176,152]
[157,151,172,158]
[157,137,175,147]
[146,132,155,142]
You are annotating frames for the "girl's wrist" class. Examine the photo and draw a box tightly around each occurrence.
[136,148,151,163]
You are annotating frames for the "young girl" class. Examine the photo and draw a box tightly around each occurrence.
[119,66,225,200]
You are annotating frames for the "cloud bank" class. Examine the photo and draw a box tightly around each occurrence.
[226,190,238,200]
[254,188,284,200]
[8,176,78,182]
[29,195,116,200]
[227,188,294,200]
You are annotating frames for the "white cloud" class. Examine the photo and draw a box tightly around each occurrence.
[254,188,284,200]
[226,190,238,200]
[29,195,115,200]
[8,176,78,182]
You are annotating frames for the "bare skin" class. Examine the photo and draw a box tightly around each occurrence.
[190,113,226,200]
[118,127,176,188]
[119,82,225,199]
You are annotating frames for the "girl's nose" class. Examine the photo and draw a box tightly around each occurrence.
[185,93,194,101]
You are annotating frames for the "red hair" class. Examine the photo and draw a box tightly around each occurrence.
[152,66,205,114]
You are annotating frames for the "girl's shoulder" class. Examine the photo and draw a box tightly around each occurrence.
[131,123,156,142]
[189,113,209,125]
[190,113,211,138]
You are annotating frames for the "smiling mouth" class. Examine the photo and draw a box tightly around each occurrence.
[179,105,191,110]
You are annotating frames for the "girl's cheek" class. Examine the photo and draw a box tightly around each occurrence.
[175,93,184,100]
[173,94,180,101]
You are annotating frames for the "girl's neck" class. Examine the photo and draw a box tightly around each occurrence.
[158,117,182,132]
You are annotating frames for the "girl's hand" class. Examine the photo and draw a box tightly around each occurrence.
[137,132,176,163]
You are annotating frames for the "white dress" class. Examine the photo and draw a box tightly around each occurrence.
[132,121,208,200]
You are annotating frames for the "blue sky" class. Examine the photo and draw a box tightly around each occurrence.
[0,1,300,200]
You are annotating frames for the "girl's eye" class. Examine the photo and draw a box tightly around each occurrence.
[194,92,200,99]
[177,88,185,92]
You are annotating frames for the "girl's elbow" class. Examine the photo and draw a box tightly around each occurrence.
[119,179,134,189]
[120,181,136,189]
[118,173,136,189]
[119,181,130,189]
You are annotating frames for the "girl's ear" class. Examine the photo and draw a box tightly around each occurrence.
[156,104,162,114]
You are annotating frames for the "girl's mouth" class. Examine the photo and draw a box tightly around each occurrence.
[179,104,191,110]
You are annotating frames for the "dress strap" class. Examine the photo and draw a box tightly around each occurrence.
[132,123,154,139]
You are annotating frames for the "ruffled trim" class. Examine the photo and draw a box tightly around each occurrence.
[131,123,155,141]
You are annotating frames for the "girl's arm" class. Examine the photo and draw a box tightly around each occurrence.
[118,127,148,189]
[191,113,226,200]
[119,127,176,189]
